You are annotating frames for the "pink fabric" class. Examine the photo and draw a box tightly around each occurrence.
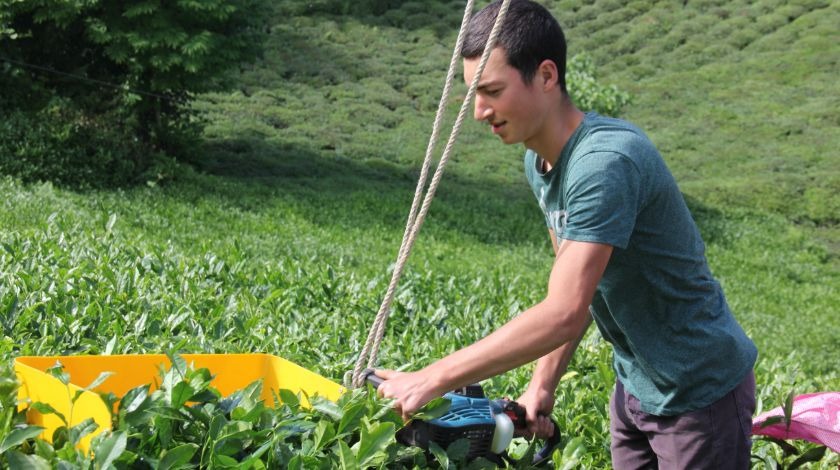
[752,392,840,453]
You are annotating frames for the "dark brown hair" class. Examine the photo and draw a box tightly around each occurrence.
[462,0,568,93]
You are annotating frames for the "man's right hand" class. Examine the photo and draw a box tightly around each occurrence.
[515,383,556,439]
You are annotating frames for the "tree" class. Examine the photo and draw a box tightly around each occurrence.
[0,0,270,183]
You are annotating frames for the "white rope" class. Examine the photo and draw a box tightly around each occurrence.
[347,0,513,389]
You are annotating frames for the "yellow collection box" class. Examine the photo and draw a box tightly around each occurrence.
[13,354,345,449]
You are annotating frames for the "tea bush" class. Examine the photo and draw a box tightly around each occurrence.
[0,0,838,467]
[0,104,139,189]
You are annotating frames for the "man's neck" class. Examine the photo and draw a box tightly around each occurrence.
[527,98,584,170]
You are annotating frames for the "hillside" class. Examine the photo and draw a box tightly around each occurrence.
[561,0,839,243]
[198,0,839,243]
[1,0,838,466]
[190,0,839,376]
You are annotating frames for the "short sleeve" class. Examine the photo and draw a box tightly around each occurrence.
[562,152,642,249]
[523,150,554,228]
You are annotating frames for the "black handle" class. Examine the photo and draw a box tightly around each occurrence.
[362,368,384,389]
[495,399,562,465]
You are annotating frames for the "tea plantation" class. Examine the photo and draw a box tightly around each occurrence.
[1,0,838,467]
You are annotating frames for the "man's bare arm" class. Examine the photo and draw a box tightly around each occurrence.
[515,231,593,435]
[377,239,613,419]
[528,313,591,392]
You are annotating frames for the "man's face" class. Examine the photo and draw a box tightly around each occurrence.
[463,47,546,146]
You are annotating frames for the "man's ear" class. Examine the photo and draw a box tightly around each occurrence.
[537,59,559,91]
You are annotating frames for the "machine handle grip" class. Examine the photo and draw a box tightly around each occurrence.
[496,399,562,465]
[362,368,385,389]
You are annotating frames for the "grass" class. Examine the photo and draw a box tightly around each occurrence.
[1,0,838,467]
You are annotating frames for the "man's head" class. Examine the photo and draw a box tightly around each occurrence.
[461,0,567,94]
[461,0,571,149]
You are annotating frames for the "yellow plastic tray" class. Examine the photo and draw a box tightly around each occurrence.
[14,354,345,449]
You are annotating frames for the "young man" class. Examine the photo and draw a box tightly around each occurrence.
[376,1,758,468]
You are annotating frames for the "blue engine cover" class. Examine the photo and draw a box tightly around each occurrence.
[429,392,496,428]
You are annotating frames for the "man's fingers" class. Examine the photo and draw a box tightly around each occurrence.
[539,416,555,438]
[374,369,400,380]
[535,416,554,439]
[525,404,541,435]
[519,416,554,440]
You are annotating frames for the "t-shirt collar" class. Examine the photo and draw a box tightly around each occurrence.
[533,112,591,178]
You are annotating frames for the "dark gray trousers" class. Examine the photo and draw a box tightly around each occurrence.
[609,371,756,470]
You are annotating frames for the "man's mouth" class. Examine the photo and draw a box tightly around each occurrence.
[490,121,506,134]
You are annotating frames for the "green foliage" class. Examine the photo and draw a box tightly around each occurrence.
[567,53,632,116]
[0,357,455,468]
[553,0,840,232]
[0,0,270,180]
[0,0,838,467]
[0,171,837,467]
[0,101,140,188]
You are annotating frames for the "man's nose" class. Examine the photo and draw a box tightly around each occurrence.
[474,95,492,121]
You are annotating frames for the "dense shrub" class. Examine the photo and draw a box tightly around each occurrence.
[567,53,633,116]
[0,0,269,184]
[0,103,141,188]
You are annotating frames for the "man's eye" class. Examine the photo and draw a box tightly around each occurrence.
[486,89,501,97]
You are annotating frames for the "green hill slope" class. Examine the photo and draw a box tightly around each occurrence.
[1,1,838,465]
[562,0,839,234]
[199,0,839,239]
[188,0,840,384]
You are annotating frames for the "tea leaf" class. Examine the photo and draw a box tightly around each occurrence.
[410,396,450,421]
[0,425,45,453]
[104,335,118,355]
[562,436,587,461]
[72,371,115,404]
[30,402,67,426]
[159,443,199,470]
[170,381,194,409]
[312,420,336,453]
[5,450,51,470]
[167,352,188,379]
[68,418,98,446]
[428,441,448,469]
[312,399,342,421]
[760,437,800,457]
[278,388,300,409]
[213,453,239,467]
[94,430,127,469]
[334,440,359,470]
[789,446,828,469]
[354,420,395,468]
[46,363,69,385]
[337,401,366,436]
[105,213,117,234]
[759,416,784,428]
[444,438,470,464]
[782,389,795,433]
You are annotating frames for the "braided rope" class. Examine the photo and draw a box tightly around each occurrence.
[347,0,512,388]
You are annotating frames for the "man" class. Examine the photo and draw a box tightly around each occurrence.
[376,1,758,468]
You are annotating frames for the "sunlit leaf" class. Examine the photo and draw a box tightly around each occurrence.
[428,441,449,469]
[0,426,45,453]
[5,451,51,470]
[335,440,359,470]
[30,402,67,426]
[410,396,450,421]
[159,443,199,470]
[353,420,395,468]
[94,431,127,469]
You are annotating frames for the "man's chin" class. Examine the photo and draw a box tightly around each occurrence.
[497,133,519,145]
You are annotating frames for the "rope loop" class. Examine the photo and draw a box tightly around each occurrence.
[346,0,513,389]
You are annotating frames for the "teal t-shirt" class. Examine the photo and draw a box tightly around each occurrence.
[525,112,757,415]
